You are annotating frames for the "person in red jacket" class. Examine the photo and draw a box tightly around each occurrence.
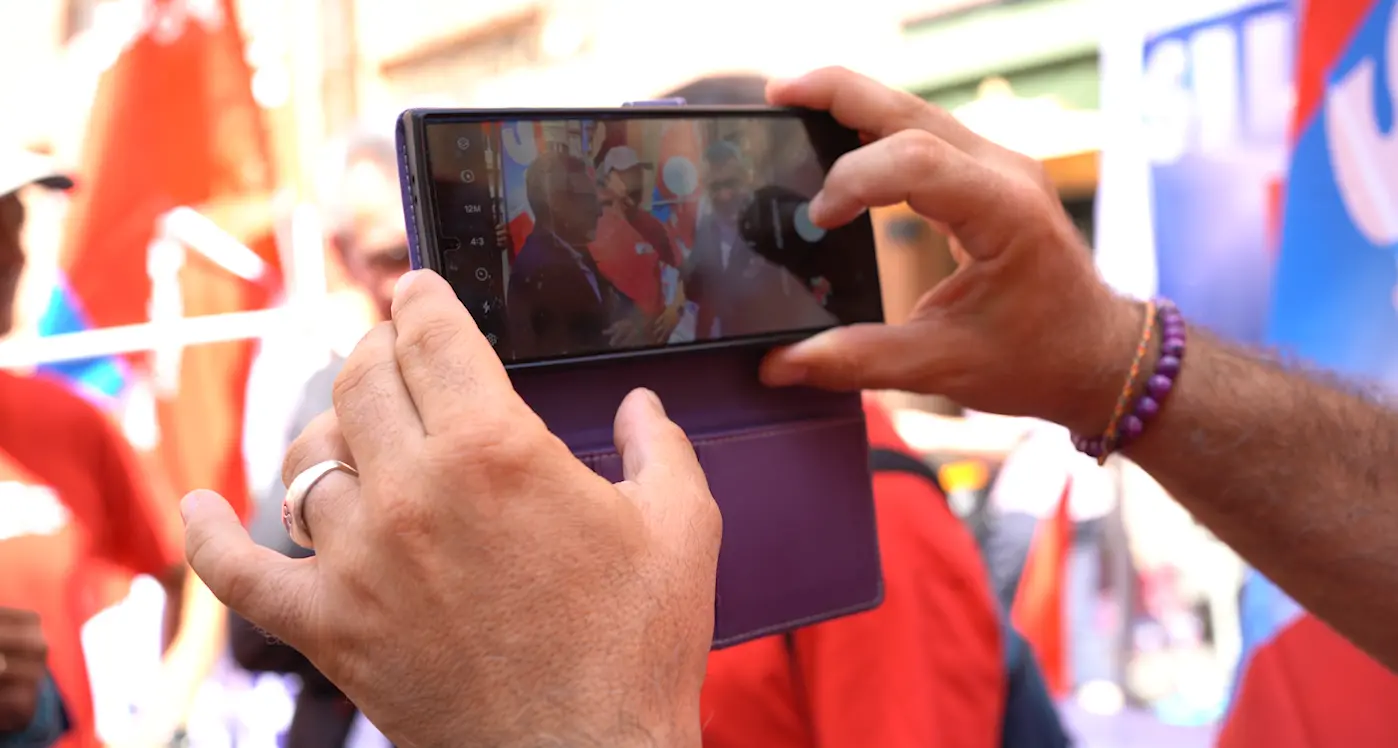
[697,394,1005,748]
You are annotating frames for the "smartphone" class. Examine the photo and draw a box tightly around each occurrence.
[396,107,884,368]
[397,107,887,646]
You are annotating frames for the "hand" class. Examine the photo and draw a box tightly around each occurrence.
[758,68,1137,434]
[0,608,46,734]
[182,271,720,748]
[653,304,682,343]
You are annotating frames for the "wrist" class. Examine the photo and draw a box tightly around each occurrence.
[1054,295,1148,437]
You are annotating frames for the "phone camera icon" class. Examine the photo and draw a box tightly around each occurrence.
[456,137,471,150]
[460,169,475,184]
[475,267,490,282]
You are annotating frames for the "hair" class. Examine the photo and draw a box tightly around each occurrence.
[660,74,770,106]
[524,150,587,229]
[318,125,400,243]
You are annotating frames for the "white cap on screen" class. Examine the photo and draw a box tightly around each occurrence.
[600,145,646,177]
[0,147,74,198]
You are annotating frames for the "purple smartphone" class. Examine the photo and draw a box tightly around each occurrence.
[395,107,884,647]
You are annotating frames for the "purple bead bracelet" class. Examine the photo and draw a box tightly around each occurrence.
[1072,297,1186,460]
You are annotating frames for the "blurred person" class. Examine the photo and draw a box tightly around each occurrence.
[174,66,1398,748]
[230,130,408,748]
[683,140,821,340]
[0,147,204,748]
[589,145,689,343]
[508,151,642,359]
[981,418,1125,713]
[661,74,1066,748]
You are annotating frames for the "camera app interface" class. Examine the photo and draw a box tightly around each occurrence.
[424,113,882,365]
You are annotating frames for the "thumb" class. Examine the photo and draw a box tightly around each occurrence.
[612,388,704,491]
[181,489,316,647]
[760,322,952,392]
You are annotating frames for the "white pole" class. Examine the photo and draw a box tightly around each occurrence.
[0,308,290,370]
[0,204,288,371]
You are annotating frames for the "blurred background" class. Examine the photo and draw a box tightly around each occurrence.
[1,1,1395,747]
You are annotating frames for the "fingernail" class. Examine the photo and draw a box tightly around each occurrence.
[393,270,422,303]
[807,193,846,228]
[179,492,201,523]
[641,388,666,416]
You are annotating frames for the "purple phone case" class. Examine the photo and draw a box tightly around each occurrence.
[395,113,884,649]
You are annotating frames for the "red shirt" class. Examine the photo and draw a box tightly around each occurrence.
[589,207,669,316]
[0,371,183,748]
[699,398,1006,748]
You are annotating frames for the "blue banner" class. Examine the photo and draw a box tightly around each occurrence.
[1141,1,1296,343]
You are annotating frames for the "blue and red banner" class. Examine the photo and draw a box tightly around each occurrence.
[1222,1,1398,745]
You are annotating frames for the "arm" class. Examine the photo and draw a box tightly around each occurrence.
[1090,303,1398,671]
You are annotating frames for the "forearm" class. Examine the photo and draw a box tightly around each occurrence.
[1100,301,1398,668]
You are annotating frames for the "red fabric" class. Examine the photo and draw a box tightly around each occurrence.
[1218,615,1398,748]
[1290,0,1378,140]
[699,398,1005,748]
[0,371,183,748]
[1010,479,1072,697]
[60,0,279,520]
[589,208,665,315]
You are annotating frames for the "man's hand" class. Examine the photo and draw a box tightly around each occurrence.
[0,608,47,734]
[756,67,1398,675]
[181,270,720,748]
[653,303,682,343]
[758,67,1136,434]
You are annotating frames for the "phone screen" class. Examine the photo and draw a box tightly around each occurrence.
[419,111,883,366]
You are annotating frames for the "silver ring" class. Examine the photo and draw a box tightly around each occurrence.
[282,460,358,550]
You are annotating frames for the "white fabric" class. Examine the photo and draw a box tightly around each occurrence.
[0,146,70,197]
[983,416,1118,522]
[1093,0,1158,301]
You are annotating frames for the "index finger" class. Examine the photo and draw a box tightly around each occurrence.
[390,270,517,435]
[767,67,984,154]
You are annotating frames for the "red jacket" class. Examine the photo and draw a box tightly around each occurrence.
[699,397,1006,747]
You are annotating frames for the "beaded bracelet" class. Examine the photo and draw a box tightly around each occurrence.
[1072,297,1186,463]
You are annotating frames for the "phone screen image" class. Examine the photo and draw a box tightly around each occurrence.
[419,111,883,366]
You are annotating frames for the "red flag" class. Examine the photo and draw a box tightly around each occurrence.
[59,0,280,519]
[1011,479,1072,697]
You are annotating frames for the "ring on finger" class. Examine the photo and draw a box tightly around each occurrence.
[282,460,358,550]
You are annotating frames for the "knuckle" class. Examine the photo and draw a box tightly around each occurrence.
[891,130,946,171]
[281,421,328,487]
[331,353,393,407]
[396,314,467,360]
